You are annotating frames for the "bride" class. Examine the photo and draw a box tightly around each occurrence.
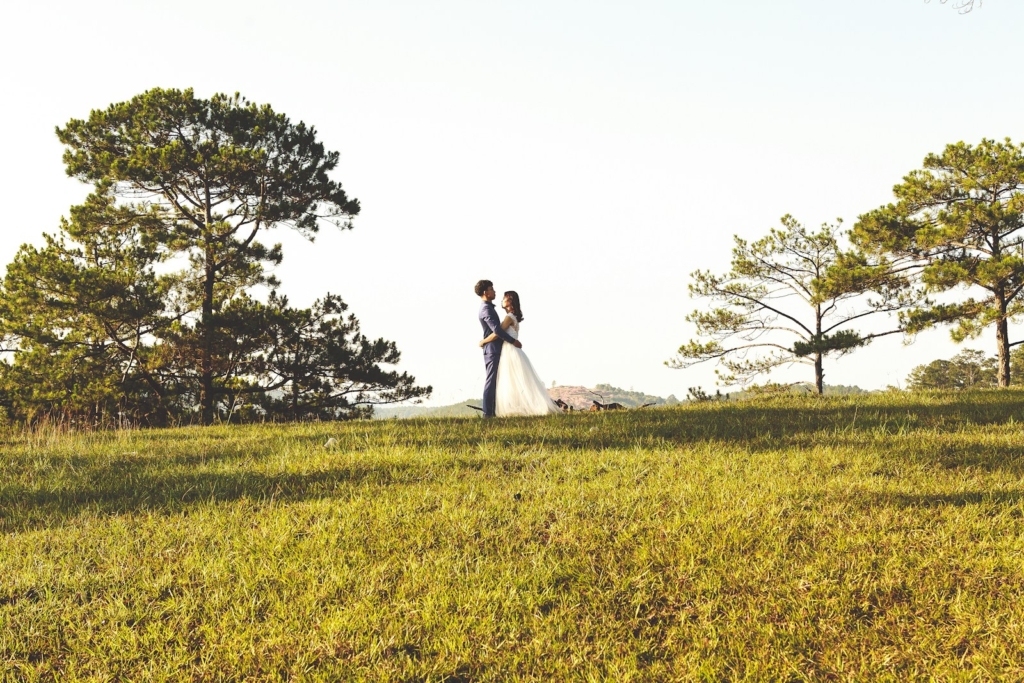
[479,291,562,416]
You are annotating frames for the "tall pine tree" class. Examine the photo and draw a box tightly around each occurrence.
[0,89,429,425]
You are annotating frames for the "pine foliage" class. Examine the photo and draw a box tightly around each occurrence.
[0,89,430,426]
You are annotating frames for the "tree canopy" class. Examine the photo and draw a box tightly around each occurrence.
[906,349,996,390]
[668,216,913,394]
[0,88,429,426]
[906,348,1024,390]
[852,138,1024,386]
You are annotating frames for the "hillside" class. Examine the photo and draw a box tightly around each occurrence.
[5,390,1024,679]
[374,383,867,417]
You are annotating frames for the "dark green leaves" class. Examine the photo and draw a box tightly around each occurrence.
[791,331,865,358]
[0,88,427,426]
[854,138,1024,385]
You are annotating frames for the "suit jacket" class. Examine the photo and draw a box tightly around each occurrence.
[479,301,517,356]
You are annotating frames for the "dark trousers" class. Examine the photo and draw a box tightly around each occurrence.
[482,351,500,417]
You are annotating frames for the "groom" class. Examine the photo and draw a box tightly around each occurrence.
[475,279,521,418]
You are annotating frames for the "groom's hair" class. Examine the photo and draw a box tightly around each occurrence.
[474,280,493,297]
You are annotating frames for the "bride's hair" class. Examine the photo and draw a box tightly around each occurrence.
[503,291,524,322]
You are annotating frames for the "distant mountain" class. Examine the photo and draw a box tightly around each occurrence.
[373,400,481,419]
[549,384,680,410]
[821,384,870,396]
[374,384,680,419]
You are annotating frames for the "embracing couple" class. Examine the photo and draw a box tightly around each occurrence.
[475,279,562,418]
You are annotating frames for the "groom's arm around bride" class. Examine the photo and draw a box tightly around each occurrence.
[476,282,520,352]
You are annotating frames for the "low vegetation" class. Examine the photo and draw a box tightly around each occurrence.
[3,390,1024,680]
[907,347,1024,391]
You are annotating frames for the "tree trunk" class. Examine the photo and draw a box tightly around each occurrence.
[200,183,217,426]
[814,304,824,395]
[200,254,215,425]
[996,298,1010,387]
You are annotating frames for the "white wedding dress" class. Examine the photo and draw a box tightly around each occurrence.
[495,317,562,417]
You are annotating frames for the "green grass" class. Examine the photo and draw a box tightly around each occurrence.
[3,390,1024,681]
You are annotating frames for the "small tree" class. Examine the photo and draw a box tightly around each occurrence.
[907,347,1024,390]
[906,349,996,390]
[668,216,913,394]
[244,293,428,422]
[0,187,175,424]
[853,139,1024,387]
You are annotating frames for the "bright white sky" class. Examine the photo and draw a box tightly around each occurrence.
[1,0,1018,404]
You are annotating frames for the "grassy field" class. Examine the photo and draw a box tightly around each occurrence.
[3,391,1024,681]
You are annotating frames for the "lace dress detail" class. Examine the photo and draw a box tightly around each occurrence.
[495,317,562,417]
